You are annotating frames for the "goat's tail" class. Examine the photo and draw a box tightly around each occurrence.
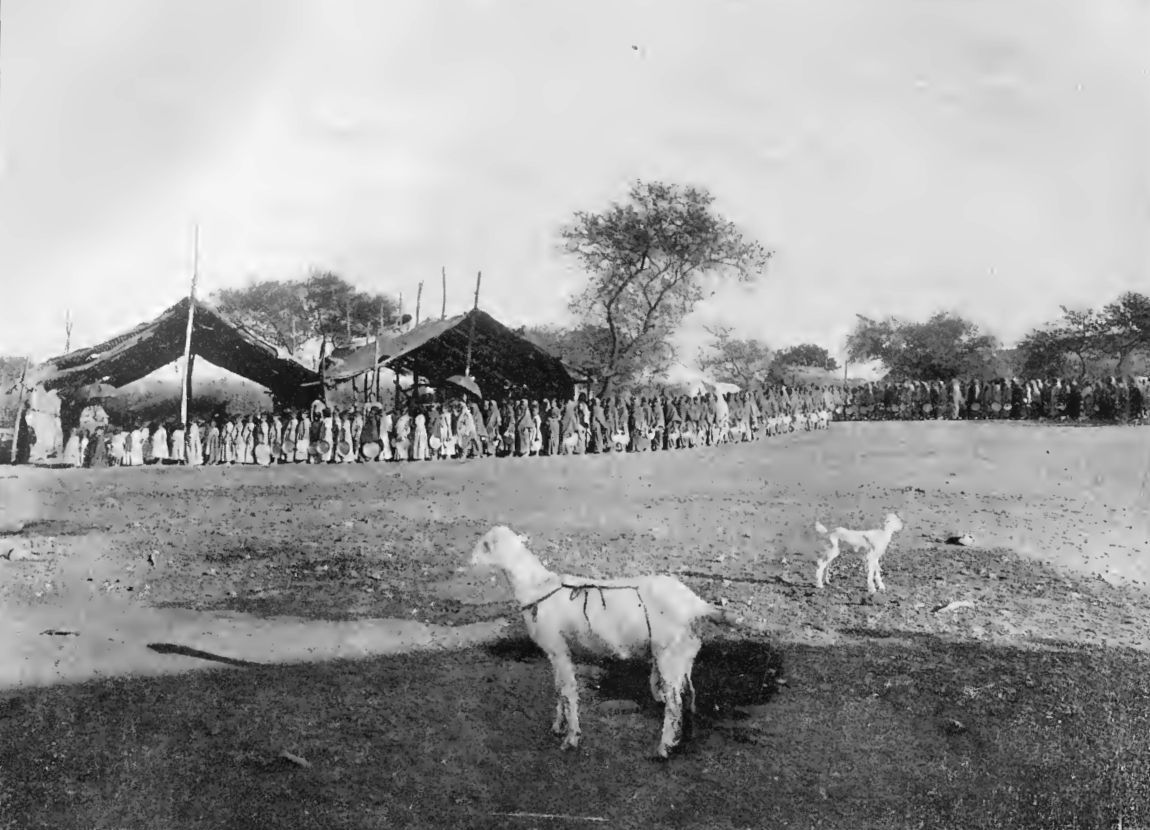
[814,521,829,536]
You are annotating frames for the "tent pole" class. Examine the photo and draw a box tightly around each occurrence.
[463,271,482,378]
[179,224,199,427]
[415,281,424,326]
[441,266,446,320]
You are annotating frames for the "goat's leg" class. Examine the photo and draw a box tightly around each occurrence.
[815,542,839,588]
[549,652,581,750]
[873,548,887,592]
[649,663,664,703]
[682,635,702,717]
[655,640,698,758]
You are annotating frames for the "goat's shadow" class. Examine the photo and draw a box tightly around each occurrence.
[484,635,785,746]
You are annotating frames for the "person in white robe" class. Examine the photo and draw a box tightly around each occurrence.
[186,421,202,466]
[170,424,186,464]
[62,428,82,467]
[130,425,147,467]
[109,428,127,467]
[151,423,170,464]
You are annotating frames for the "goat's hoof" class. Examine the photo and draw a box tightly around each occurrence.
[551,724,565,737]
[560,735,580,751]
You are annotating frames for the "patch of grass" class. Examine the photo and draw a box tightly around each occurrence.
[2,633,1149,830]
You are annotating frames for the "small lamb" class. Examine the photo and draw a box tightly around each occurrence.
[813,512,904,593]
[471,525,748,758]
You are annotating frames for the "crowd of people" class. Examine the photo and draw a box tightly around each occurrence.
[59,375,1149,469]
[833,376,1149,423]
[61,387,830,468]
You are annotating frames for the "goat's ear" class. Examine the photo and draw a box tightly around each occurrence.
[481,539,491,553]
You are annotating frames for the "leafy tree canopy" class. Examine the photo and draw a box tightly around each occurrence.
[561,180,771,394]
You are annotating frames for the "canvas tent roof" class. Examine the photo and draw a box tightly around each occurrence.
[30,298,319,406]
[324,308,577,399]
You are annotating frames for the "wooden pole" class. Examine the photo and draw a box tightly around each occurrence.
[179,225,199,427]
[415,282,424,326]
[64,310,73,353]
[463,271,482,378]
[441,266,447,320]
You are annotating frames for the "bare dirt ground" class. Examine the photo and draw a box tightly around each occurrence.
[2,421,1150,829]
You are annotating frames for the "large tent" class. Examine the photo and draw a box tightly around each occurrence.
[30,298,319,407]
[324,308,579,400]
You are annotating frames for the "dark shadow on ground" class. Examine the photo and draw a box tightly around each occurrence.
[3,628,1150,830]
[146,643,265,668]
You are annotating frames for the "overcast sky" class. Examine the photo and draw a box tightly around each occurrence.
[1,0,1147,373]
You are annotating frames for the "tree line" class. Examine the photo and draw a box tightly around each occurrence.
[203,180,1148,393]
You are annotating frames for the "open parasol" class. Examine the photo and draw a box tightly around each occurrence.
[445,374,481,400]
[74,382,120,401]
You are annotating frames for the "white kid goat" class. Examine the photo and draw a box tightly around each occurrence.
[471,525,747,758]
[813,512,904,593]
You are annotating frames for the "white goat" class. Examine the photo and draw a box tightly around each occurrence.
[471,525,746,758]
[813,512,904,593]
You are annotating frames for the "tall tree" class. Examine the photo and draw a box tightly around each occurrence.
[774,343,839,372]
[212,273,399,361]
[1016,327,1075,378]
[696,326,774,388]
[847,312,998,381]
[561,181,771,394]
[1099,292,1150,372]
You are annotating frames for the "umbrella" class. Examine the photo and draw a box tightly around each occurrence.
[74,382,119,401]
[444,375,482,400]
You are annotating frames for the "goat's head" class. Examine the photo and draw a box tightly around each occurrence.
[470,525,530,570]
[885,513,904,533]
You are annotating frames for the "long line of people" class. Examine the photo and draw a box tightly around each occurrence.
[834,376,1149,423]
[62,387,831,468]
[60,374,1150,469]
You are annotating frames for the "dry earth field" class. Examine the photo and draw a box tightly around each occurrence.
[2,421,1150,829]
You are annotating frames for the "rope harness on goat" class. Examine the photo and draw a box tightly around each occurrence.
[520,583,654,648]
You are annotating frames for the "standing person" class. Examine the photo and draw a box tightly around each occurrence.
[411,405,429,462]
[378,405,393,461]
[427,403,444,459]
[319,409,336,463]
[295,410,311,462]
[559,396,578,455]
[530,400,543,456]
[151,421,170,465]
[280,411,296,463]
[359,403,380,462]
[1066,379,1082,422]
[1117,377,1132,425]
[187,420,202,466]
[660,394,675,450]
[109,427,127,467]
[456,399,481,458]
[222,416,237,464]
[513,399,532,457]
[204,419,221,465]
[240,416,256,464]
[171,422,186,465]
[393,407,411,461]
[86,427,110,468]
[549,398,565,456]
[63,428,82,467]
[268,412,282,463]
[469,399,487,458]
[484,400,501,457]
